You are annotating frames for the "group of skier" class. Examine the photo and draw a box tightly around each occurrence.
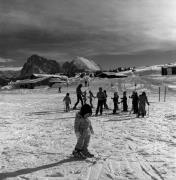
[63,83,150,117]
[62,83,150,159]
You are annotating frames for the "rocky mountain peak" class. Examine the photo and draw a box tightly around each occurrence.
[20,55,61,78]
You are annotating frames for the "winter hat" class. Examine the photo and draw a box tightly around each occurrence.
[80,104,92,117]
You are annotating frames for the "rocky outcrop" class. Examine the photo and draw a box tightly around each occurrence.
[0,55,101,85]
[62,56,101,76]
[62,61,84,77]
[19,55,101,78]
[20,55,61,78]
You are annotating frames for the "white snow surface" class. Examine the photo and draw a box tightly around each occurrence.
[73,56,101,71]
[0,75,176,179]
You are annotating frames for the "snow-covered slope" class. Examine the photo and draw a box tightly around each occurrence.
[1,81,176,179]
[131,62,176,76]
[120,65,162,76]
[73,56,101,71]
[134,65,161,75]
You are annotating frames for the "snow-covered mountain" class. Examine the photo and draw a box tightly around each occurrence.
[72,56,101,71]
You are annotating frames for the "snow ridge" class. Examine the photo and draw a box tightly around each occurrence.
[73,56,101,71]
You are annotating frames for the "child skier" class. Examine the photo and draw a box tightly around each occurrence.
[89,90,95,108]
[96,87,106,116]
[130,91,139,114]
[73,84,83,110]
[58,86,61,93]
[121,91,128,112]
[72,104,94,159]
[82,90,87,104]
[103,90,109,109]
[112,92,119,114]
[63,93,71,112]
[137,91,149,118]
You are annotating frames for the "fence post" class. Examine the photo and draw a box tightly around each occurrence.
[159,87,160,102]
[164,86,167,102]
[135,83,136,91]
[66,81,68,92]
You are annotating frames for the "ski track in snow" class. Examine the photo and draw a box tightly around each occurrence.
[0,77,176,180]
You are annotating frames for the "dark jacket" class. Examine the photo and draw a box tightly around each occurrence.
[76,86,82,96]
[97,91,105,101]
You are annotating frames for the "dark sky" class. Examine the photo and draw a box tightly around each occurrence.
[1,0,176,69]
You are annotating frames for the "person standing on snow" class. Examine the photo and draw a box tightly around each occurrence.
[137,91,149,118]
[133,91,139,114]
[121,91,128,112]
[112,92,119,114]
[58,86,61,93]
[85,80,88,87]
[129,91,139,114]
[89,90,95,108]
[63,93,71,112]
[82,90,87,104]
[72,104,94,159]
[103,90,109,109]
[73,84,83,110]
[95,87,106,116]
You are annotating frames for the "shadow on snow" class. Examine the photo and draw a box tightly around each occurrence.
[104,116,136,122]
[26,110,76,116]
[0,156,83,179]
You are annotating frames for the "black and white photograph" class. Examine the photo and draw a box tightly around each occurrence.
[0,0,176,179]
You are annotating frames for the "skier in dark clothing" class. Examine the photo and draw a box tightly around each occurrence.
[112,92,119,114]
[133,92,139,114]
[63,93,71,112]
[137,91,149,118]
[103,90,109,109]
[85,80,88,87]
[58,86,61,93]
[96,87,106,116]
[73,84,83,110]
[130,91,139,114]
[121,91,128,112]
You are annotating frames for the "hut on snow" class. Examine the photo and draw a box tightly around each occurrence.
[97,72,127,78]
[161,65,176,75]
[10,74,68,89]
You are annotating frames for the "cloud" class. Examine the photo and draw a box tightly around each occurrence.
[0,66,22,71]
[1,0,176,67]
[0,57,14,63]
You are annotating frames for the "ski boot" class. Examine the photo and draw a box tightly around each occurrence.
[82,150,94,158]
[72,149,87,159]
